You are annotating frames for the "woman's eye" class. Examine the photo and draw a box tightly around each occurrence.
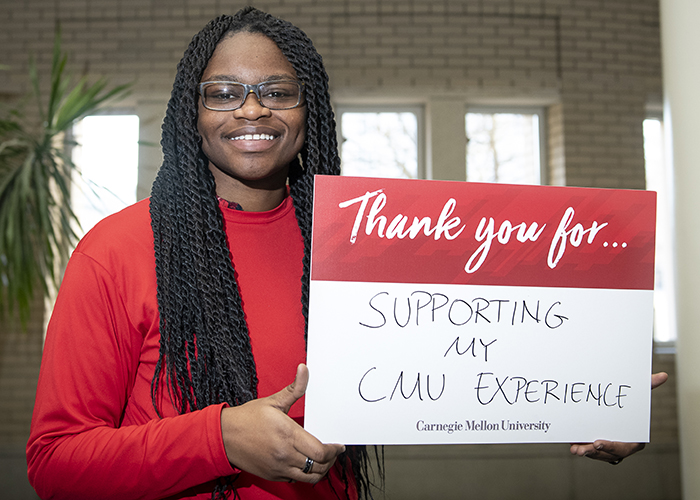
[264,90,288,98]
[209,86,243,101]
[263,86,298,101]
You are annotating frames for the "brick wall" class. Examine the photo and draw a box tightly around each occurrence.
[0,299,44,499]
[0,1,676,499]
[0,0,663,188]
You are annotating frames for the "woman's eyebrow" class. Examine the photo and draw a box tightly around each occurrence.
[202,73,297,82]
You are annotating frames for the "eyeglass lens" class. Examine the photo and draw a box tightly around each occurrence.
[202,81,301,110]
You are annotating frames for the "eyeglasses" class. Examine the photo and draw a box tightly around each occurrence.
[198,80,305,111]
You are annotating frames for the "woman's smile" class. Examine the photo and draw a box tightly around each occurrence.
[223,125,280,151]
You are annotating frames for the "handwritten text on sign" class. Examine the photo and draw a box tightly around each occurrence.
[305,176,656,445]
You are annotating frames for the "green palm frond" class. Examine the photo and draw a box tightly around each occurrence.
[0,28,131,325]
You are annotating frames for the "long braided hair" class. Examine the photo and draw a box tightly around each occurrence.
[149,7,381,499]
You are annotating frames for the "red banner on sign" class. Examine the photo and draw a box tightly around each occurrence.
[311,176,656,290]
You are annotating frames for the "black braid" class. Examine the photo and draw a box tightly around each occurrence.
[150,7,382,500]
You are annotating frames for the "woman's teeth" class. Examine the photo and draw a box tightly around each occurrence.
[230,134,275,141]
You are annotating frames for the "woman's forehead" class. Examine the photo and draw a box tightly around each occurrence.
[203,31,297,83]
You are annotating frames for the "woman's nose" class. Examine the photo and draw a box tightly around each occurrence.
[233,92,272,119]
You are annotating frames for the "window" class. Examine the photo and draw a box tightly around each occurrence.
[337,107,423,179]
[466,108,544,185]
[71,115,139,235]
[644,117,676,344]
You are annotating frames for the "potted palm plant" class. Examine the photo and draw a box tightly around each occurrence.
[0,29,131,325]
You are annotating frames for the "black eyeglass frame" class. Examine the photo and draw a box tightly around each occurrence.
[198,80,306,111]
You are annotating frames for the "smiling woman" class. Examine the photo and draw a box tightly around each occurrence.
[197,32,307,212]
[26,7,379,500]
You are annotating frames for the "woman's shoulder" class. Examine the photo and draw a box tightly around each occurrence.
[73,198,155,267]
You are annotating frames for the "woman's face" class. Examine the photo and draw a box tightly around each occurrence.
[197,31,306,195]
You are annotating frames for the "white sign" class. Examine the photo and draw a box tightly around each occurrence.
[305,176,656,445]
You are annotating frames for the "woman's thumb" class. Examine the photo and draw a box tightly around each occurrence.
[270,363,309,413]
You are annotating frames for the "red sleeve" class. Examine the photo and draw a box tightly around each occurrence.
[26,249,236,500]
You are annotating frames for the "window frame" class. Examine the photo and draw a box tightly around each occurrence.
[70,110,140,236]
[335,104,426,180]
[465,105,548,185]
[643,112,677,350]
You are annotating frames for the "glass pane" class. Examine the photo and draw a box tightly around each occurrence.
[644,118,676,343]
[466,112,540,184]
[71,115,139,235]
[340,112,418,179]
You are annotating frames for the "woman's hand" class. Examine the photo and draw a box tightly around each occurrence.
[220,364,345,483]
[569,372,668,463]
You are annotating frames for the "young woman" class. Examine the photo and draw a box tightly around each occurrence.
[26,6,664,500]
[27,7,376,500]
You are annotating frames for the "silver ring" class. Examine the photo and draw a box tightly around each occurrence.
[609,458,623,465]
[302,457,314,474]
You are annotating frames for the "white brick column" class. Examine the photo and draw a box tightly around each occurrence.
[660,0,700,498]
